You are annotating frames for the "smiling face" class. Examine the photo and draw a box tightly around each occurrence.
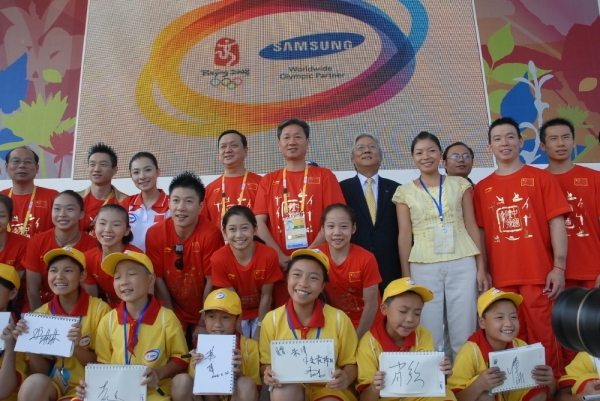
[52,194,84,231]
[540,125,575,163]
[113,260,155,303]
[381,292,423,342]
[323,208,355,251]
[204,309,238,335]
[223,214,257,251]
[130,157,160,192]
[218,133,247,169]
[48,257,85,296]
[444,144,473,178]
[488,124,523,164]
[169,187,201,230]
[278,124,309,161]
[412,139,442,174]
[479,299,519,349]
[88,152,117,186]
[95,209,130,248]
[352,136,382,172]
[287,258,326,307]
[6,148,38,184]
[0,282,17,312]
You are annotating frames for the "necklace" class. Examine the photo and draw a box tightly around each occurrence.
[54,230,82,247]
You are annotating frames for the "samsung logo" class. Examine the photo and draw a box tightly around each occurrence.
[260,33,364,60]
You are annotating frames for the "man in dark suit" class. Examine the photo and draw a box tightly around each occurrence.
[340,134,402,292]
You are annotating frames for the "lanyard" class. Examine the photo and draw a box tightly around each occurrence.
[221,170,249,218]
[51,300,82,372]
[419,175,444,223]
[123,300,151,365]
[102,190,115,207]
[7,186,37,235]
[282,165,309,215]
[285,302,321,340]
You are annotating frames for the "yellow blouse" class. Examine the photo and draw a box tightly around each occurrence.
[392,175,480,263]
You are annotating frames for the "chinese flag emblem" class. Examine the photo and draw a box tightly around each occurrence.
[247,183,258,190]
[574,178,588,186]
[521,178,534,186]
[308,177,321,185]
[349,271,361,282]
[228,274,236,281]
[254,270,265,280]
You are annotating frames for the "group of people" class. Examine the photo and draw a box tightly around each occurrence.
[0,116,598,401]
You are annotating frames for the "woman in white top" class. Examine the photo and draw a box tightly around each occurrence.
[120,152,170,251]
[393,131,490,359]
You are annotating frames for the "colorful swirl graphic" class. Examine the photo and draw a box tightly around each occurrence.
[136,0,429,136]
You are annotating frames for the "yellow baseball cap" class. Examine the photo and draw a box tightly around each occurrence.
[0,263,20,290]
[101,250,154,276]
[44,246,86,269]
[382,277,434,303]
[290,248,330,271]
[201,289,242,316]
[477,288,523,317]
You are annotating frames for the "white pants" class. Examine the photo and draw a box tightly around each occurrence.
[410,256,477,360]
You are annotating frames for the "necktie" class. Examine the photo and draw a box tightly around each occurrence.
[366,178,376,224]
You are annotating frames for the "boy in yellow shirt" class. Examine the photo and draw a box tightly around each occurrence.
[557,352,600,401]
[356,277,455,401]
[171,288,261,401]
[74,250,188,401]
[14,246,110,401]
[448,288,556,401]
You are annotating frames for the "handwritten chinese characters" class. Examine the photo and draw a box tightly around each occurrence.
[193,334,236,395]
[271,339,335,384]
[379,352,445,397]
[489,343,544,393]
[14,313,79,357]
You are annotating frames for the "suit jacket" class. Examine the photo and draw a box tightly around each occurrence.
[340,175,402,291]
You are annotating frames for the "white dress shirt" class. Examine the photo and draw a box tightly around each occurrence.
[357,173,379,205]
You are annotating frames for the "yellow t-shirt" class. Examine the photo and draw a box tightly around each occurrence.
[0,348,27,401]
[34,292,111,399]
[95,296,188,401]
[559,352,599,394]
[392,175,480,263]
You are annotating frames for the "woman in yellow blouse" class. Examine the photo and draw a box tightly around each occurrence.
[393,131,489,360]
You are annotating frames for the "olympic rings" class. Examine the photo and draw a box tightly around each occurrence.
[210,77,243,90]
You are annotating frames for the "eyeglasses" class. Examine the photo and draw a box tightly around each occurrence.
[174,244,184,270]
[448,153,472,160]
[8,159,36,166]
[354,144,379,152]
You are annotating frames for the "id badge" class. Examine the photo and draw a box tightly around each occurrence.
[50,367,69,396]
[284,214,309,250]
[433,224,455,254]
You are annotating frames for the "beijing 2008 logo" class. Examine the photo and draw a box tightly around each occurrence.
[136,0,429,136]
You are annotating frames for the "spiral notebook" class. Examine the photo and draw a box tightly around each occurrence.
[271,339,336,383]
[14,313,79,357]
[379,351,445,397]
[85,364,147,401]
[0,312,10,351]
[193,334,236,395]
[489,342,545,393]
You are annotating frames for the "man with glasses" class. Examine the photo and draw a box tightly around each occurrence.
[442,142,475,185]
[1,146,58,237]
[339,134,401,290]
[146,171,224,349]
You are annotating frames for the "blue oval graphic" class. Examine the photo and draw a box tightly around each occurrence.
[259,33,365,60]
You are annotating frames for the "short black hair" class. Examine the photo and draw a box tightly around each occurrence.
[53,190,84,211]
[88,142,118,168]
[0,194,13,218]
[169,171,206,202]
[285,254,329,283]
[129,152,158,171]
[5,146,39,164]
[277,118,310,140]
[443,141,474,161]
[410,131,442,154]
[47,254,85,272]
[321,203,356,228]
[488,117,521,144]
[539,118,575,145]
[218,130,247,149]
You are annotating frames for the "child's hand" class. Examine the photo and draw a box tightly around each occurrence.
[191,350,204,365]
[477,367,506,391]
[440,356,452,376]
[12,318,28,340]
[531,365,554,387]
[67,323,83,345]
[580,380,600,396]
[327,369,349,390]
[75,379,87,399]
[372,371,386,392]
[263,365,281,388]
[141,367,160,388]
[232,348,243,376]
[1,321,16,349]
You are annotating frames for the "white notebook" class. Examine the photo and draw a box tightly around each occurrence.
[193,334,236,395]
[489,342,545,393]
[15,313,79,357]
[379,351,445,397]
[271,339,336,383]
[0,312,11,351]
[85,364,147,401]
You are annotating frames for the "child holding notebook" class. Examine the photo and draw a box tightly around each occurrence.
[74,250,188,401]
[260,249,359,401]
[448,288,556,401]
[14,246,110,401]
[356,277,455,401]
[557,352,600,401]
[0,263,27,400]
[171,288,260,401]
